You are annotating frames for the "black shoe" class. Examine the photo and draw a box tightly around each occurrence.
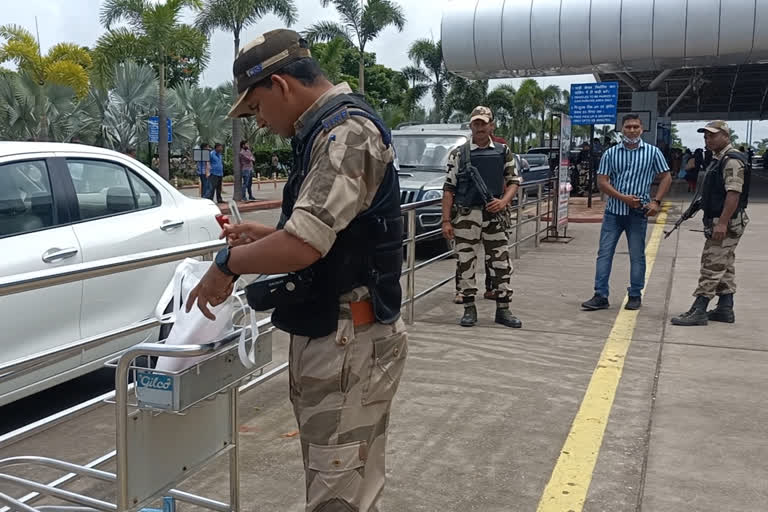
[671,296,710,326]
[707,308,735,323]
[708,294,735,323]
[582,294,609,310]
[495,308,522,328]
[625,296,642,310]
[460,304,477,327]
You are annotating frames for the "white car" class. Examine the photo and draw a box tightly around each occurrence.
[0,142,222,407]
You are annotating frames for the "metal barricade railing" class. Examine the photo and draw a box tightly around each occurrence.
[399,177,557,324]
[0,330,271,512]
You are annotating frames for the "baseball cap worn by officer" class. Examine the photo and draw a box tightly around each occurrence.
[697,120,730,135]
[228,29,312,119]
[470,106,493,124]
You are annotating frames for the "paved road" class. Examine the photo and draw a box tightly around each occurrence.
[178,180,284,203]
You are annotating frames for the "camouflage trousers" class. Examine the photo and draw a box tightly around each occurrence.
[693,212,749,298]
[453,206,512,301]
[289,309,408,512]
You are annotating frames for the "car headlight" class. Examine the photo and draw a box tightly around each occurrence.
[422,189,443,201]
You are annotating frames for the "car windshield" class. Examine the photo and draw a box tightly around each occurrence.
[393,135,468,169]
[521,154,548,167]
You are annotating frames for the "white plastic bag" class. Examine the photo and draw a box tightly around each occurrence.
[233,294,260,369]
[154,258,235,372]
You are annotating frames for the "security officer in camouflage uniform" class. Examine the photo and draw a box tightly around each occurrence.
[441,106,523,328]
[185,29,407,512]
[672,120,750,326]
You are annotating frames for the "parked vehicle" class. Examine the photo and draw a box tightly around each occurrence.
[0,142,222,406]
[519,153,554,189]
[393,126,470,252]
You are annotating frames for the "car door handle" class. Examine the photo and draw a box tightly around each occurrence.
[42,247,79,263]
[160,219,185,231]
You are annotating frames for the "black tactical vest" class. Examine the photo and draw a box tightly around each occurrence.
[702,149,750,220]
[455,143,506,207]
[270,93,403,338]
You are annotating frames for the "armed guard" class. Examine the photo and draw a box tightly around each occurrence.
[185,29,407,512]
[441,106,523,328]
[672,120,750,326]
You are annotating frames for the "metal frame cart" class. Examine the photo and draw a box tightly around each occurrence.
[0,325,272,512]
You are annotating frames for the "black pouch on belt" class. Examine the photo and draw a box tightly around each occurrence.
[244,268,316,311]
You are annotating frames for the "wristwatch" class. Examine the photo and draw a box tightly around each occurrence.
[651,199,661,205]
[215,246,240,278]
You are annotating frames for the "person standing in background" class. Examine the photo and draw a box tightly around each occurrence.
[239,141,256,201]
[197,142,211,197]
[205,143,225,204]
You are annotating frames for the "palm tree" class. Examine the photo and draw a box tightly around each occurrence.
[79,61,158,152]
[407,39,447,122]
[0,24,92,140]
[443,75,489,120]
[174,83,232,145]
[96,0,209,180]
[304,0,405,94]
[311,37,350,83]
[195,0,296,200]
[537,84,562,146]
[0,71,90,142]
[486,84,516,144]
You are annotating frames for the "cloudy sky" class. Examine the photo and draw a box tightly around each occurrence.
[4,0,767,148]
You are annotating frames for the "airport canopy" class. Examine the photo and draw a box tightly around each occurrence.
[441,0,768,120]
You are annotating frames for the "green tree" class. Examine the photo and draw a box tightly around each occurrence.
[363,63,407,110]
[0,70,91,142]
[96,0,210,180]
[400,65,429,118]
[0,24,92,140]
[537,84,562,146]
[407,39,447,122]
[304,0,405,94]
[311,37,352,83]
[195,0,297,200]
[671,124,683,150]
[87,61,157,152]
[729,128,740,145]
[443,75,489,120]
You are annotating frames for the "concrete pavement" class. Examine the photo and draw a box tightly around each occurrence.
[1,184,766,511]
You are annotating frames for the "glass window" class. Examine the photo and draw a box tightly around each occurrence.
[128,172,160,209]
[0,160,55,238]
[392,135,468,169]
[67,160,135,220]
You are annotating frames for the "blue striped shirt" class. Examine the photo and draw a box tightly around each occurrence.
[598,141,669,215]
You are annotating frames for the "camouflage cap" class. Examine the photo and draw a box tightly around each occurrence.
[697,120,730,134]
[470,106,493,124]
[228,29,312,118]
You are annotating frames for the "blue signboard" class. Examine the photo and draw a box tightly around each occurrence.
[148,116,172,143]
[569,82,619,125]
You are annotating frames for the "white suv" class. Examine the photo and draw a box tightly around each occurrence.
[0,142,221,406]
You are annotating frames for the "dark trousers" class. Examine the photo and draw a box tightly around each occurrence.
[205,175,223,203]
[241,169,254,200]
[199,175,208,197]
[594,210,648,298]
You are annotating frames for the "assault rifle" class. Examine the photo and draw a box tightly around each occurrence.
[459,143,511,231]
[665,177,704,239]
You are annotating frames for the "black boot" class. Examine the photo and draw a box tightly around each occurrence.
[671,296,710,326]
[708,294,735,323]
[495,307,522,328]
[460,303,477,327]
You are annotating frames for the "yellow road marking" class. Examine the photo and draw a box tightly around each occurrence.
[536,207,669,512]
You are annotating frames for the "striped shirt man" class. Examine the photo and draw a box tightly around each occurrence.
[598,140,669,215]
